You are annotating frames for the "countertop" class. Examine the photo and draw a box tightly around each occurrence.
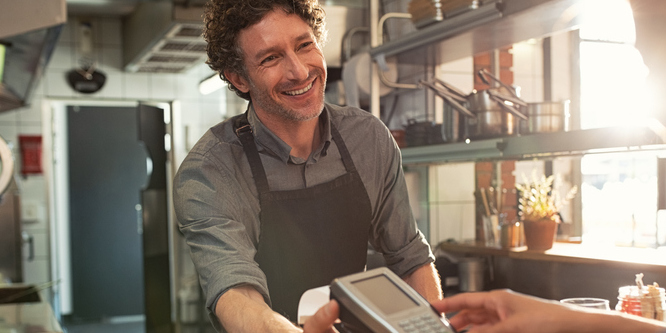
[0,284,63,333]
[437,240,666,268]
[0,296,62,333]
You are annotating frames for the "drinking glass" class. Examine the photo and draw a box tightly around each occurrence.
[560,297,611,310]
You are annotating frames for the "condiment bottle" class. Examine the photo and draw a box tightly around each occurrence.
[616,285,665,321]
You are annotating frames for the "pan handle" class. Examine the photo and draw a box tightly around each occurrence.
[487,89,527,107]
[478,69,523,100]
[433,78,469,100]
[489,94,528,120]
[420,81,476,118]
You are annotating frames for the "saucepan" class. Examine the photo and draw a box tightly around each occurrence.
[465,69,528,139]
[519,100,570,134]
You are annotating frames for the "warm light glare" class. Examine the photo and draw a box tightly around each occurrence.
[199,74,225,95]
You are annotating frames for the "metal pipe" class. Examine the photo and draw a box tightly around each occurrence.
[370,0,380,118]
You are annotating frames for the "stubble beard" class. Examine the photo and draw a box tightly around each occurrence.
[249,69,326,123]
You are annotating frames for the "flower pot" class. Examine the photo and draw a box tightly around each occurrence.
[523,219,557,251]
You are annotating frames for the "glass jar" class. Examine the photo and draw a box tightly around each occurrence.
[616,285,665,321]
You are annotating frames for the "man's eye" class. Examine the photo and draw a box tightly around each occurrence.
[261,55,277,64]
[299,42,313,50]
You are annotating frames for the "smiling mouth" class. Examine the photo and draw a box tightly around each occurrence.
[284,80,314,96]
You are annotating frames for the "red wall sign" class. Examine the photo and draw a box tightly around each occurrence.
[19,135,42,176]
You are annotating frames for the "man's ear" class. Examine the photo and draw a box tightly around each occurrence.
[224,70,250,94]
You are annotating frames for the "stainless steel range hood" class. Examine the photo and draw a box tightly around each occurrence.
[0,0,66,113]
[123,2,207,73]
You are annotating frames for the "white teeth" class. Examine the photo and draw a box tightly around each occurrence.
[285,81,313,96]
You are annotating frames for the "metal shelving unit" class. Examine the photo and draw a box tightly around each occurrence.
[401,126,666,165]
[370,0,593,65]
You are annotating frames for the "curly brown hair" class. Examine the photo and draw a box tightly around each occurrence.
[203,0,327,100]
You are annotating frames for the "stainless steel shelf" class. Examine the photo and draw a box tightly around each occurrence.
[401,126,666,165]
[370,0,591,65]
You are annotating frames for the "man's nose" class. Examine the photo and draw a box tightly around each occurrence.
[283,52,309,81]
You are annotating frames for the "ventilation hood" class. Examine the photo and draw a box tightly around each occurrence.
[0,0,66,113]
[123,2,207,73]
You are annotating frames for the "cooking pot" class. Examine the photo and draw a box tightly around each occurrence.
[465,69,528,139]
[519,100,570,134]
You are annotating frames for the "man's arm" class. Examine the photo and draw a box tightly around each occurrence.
[215,286,301,332]
[402,262,442,302]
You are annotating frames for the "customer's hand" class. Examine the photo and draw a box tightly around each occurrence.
[432,289,573,333]
[302,300,339,333]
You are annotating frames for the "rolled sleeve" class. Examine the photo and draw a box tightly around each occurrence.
[173,132,269,329]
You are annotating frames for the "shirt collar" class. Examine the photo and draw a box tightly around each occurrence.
[247,103,332,164]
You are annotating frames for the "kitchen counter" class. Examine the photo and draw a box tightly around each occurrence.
[0,302,62,332]
[438,241,666,304]
[437,240,666,268]
[0,285,62,333]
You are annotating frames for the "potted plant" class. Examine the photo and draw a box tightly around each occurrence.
[516,173,577,251]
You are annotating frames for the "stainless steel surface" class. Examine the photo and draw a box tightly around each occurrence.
[0,4,64,113]
[465,87,527,139]
[400,126,666,165]
[370,0,502,60]
[520,101,570,134]
[458,257,486,292]
[371,0,595,65]
[122,2,207,73]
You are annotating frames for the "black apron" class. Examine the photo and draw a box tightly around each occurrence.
[232,112,372,321]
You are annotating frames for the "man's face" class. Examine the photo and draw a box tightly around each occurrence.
[229,9,327,123]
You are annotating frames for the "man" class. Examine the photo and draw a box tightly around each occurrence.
[173,0,442,331]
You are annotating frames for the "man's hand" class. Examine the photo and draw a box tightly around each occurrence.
[302,300,340,333]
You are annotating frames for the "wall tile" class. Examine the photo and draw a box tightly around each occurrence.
[123,73,150,99]
[0,110,19,124]
[23,258,50,284]
[96,71,123,99]
[44,69,75,98]
[149,74,178,100]
[18,124,42,135]
[176,75,201,100]
[432,162,475,202]
[17,101,42,123]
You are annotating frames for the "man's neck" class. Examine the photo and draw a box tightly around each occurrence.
[255,111,322,160]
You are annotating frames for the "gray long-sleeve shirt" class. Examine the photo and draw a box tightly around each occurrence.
[173,103,434,328]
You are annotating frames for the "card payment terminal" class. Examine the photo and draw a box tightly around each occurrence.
[330,267,458,333]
